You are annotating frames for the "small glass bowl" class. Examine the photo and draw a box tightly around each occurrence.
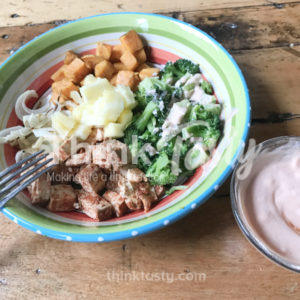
[231,136,300,273]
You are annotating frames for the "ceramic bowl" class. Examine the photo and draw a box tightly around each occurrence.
[0,13,250,242]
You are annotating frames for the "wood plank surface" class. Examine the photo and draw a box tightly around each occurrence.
[1,2,299,54]
[1,0,300,299]
[1,156,300,300]
[0,25,299,119]
[0,0,298,27]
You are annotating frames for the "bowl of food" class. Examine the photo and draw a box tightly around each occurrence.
[0,12,250,242]
[231,136,300,272]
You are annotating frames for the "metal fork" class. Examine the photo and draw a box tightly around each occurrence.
[0,150,54,209]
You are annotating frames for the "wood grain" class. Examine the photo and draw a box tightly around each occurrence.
[0,22,299,119]
[1,2,299,54]
[1,182,300,300]
[1,1,300,299]
[0,0,298,27]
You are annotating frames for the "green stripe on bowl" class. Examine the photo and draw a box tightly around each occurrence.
[0,13,247,235]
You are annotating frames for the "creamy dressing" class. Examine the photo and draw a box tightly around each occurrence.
[185,73,203,86]
[174,73,191,88]
[162,102,188,138]
[190,86,214,104]
[239,147,300,263]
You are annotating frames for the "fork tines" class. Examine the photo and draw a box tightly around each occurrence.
[0,150,54,209]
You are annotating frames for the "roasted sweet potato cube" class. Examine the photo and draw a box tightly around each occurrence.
[75,164,107,194]
[64,50,78,65]
[58,94,68,104]
[47,185,77,212]
[78,190,113,220]
[96,42,112,60]
[136,63,150,72]
[139,67,160,80]
[51,65,67,82]
[51,80,79,99]
[81,55,104,69]
[120,51,139,71]
[110,44,124,62]
[94,60,115,80]
[116,71,140,91]
[64,57,90,84]
[102,190,127,217]
[135,48,147,64]
[50,89,60,104]
[120,30,143,53]
[113,62,127,71]
[110,74,118,86]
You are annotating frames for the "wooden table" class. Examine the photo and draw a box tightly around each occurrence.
[0,1,299,299]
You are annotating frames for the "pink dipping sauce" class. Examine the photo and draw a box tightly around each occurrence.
[239,146,300,263]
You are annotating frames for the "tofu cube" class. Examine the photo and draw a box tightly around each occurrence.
[120,30,143,53]
[47,185,77,212]
[75,164,107,194]
[64,50,78,65]
[116,70,140,91]
[65,150,92,167]
[154,185,165,198]
[110,44,124,62]
[64,57,90,84]
[102,190,127,217]
[48,164,79,184]
[139,67,160,80]
[81,55,104,69]
[28,173,51,205]
[96,42,112,60]
[120,51,139,71]
[78,190,113,220]
[94,60,115,80]
[84,128,104,144]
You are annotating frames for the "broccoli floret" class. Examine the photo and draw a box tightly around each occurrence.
[184,104,222,146]
[124,100,161,155]
[201,81,213,95]
[183,83,195,91]
[189,104,220,123]
[123,126,139,146]
[146,152,177,185]
[160,136,189,158]
[160,59,200,84]
[140,129,160,144]
[135,77,173,109]
[134,101,158,132]
[173,87,184,99]
[202,127,221,150]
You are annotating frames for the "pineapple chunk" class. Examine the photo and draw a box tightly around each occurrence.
[72,104,84,122]
[104,123,124,138]
[72,123,92,140]
[94,90,124,122]
[115,85,137,109]
[80,77,112,103]
[83,74,98,86]
[52,111,76,137]
[117,109,133,127]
